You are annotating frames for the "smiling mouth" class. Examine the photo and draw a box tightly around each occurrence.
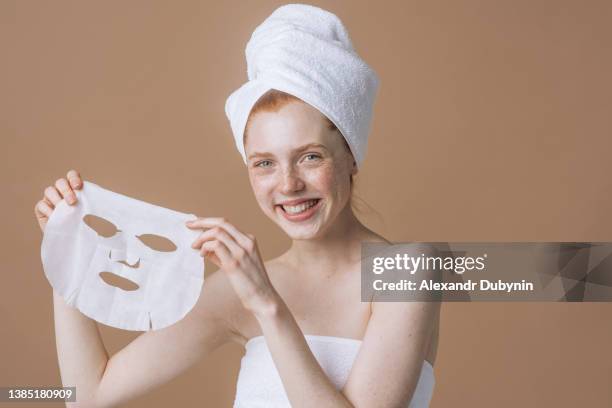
[275,198,323,223]
[277,199,321,215]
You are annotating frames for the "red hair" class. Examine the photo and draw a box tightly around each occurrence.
[244,89,351,155]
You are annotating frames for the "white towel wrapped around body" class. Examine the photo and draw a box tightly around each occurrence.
[224,3,380,168]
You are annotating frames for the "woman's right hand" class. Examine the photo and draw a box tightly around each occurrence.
[34,169,83,232]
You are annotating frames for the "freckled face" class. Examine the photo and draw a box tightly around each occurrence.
[244,101,356,239]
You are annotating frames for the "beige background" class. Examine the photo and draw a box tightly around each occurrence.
[2,1,611,407]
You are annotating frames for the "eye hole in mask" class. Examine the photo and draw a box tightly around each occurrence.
[83,214,120,238]
[136,234,177,252]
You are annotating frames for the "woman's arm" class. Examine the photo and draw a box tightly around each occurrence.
[52,290,109,406]
[254,297,356,408]
[341,244,440,407]
[341,301,438,407]
[53,268,239,408]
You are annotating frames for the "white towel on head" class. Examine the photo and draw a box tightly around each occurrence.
[224,3,380,168]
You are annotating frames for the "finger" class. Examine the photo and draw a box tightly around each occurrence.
[42,195,54,209]
[190,223,242,250]
[66,169,83,190]
[187,217,253,249]
[44,186,63,206]
[216,221,254,250]
[201,239,233,266]
[185,217,225,229]
[202,249,222,267]
[54,178,77,205]
[191,228,212,250]
[192,227,245,258]
[34,200,53,220]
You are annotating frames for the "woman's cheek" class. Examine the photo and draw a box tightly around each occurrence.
[328,163,350,197]
[306,163,335,191]
[250,174,277,208]
[329,165,351,203]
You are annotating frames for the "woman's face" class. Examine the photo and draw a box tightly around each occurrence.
[244,100,356,240]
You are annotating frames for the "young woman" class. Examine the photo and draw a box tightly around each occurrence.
[33,5,439,408]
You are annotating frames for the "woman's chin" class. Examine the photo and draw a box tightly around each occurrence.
[286,228,322,240]
[278,218,327,240]
[276,219,321,239]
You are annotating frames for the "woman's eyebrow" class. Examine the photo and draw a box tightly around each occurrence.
[247,151,272,160]
[247,143,328,160]
[297,143,328,152]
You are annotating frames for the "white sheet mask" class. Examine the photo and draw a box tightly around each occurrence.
[41,181,204,331]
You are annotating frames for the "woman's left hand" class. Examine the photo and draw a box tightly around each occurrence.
[186,217,280,317]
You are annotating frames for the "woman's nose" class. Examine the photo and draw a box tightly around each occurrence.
[279,166,305,193]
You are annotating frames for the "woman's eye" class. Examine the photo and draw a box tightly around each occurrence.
[256,160,272,168]
[304,153,321,161]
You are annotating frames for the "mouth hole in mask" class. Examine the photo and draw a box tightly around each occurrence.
[99,271,140,291]
[136,234,177,252]
[83,214,120,238]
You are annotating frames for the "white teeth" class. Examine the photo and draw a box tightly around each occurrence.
[282,199,318,214]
